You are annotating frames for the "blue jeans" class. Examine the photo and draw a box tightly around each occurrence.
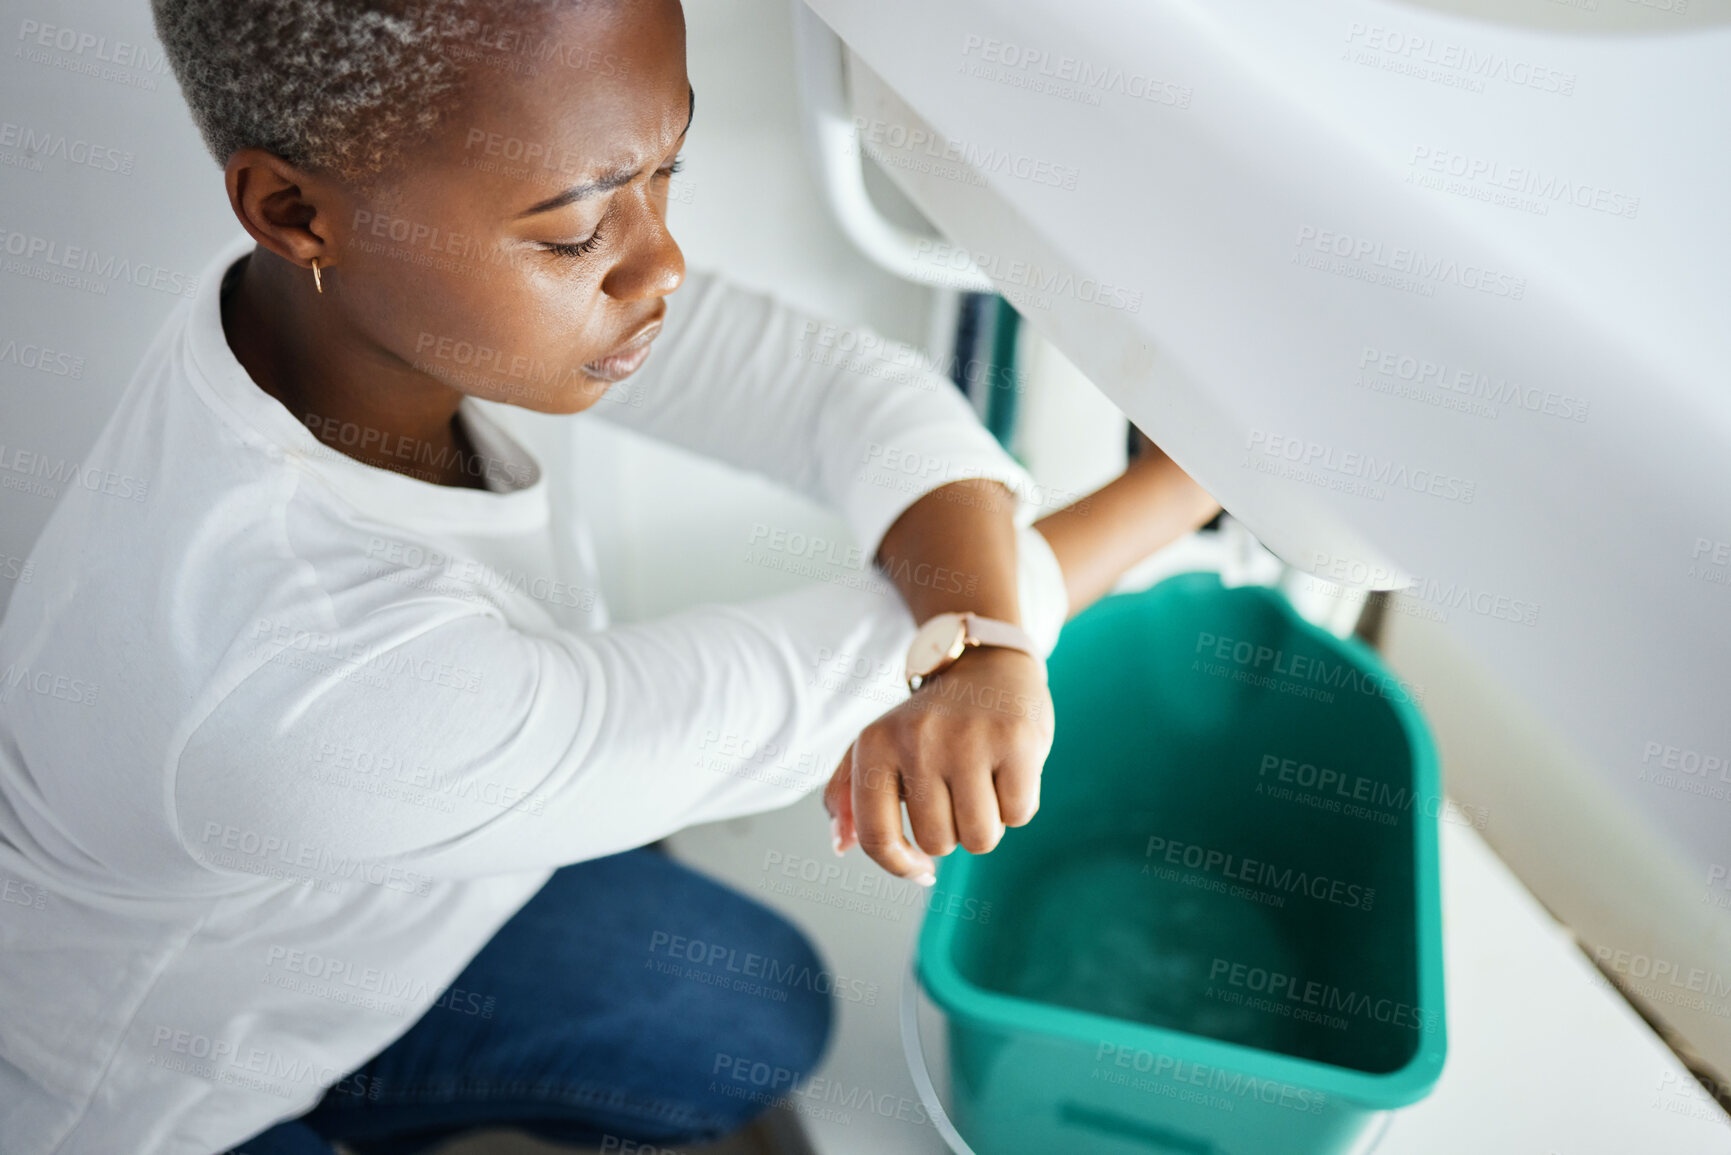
[226,849,834,1155]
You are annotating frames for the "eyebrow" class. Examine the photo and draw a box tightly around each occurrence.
[514,86,696,219]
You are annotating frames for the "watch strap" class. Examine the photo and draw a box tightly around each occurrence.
[961,613,1039,660]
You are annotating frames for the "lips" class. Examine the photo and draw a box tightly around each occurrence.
[583,316,663,383]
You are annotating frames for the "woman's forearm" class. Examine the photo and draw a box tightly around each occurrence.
[875,478,1025,626]
[875,448,1222,630]
[1033,449,1222,617]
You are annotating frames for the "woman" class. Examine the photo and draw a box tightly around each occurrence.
[0,1,1218,1152]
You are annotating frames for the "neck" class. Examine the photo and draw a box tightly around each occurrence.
[221,246,487,490]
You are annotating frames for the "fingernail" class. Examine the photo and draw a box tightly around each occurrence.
[913,871,936,887]
[830,816,845,857]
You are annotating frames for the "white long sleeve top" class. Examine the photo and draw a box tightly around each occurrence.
[0,235,1069,1154]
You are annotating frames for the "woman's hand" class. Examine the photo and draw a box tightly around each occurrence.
[824,433,1217,882]
[823,646,1054,883]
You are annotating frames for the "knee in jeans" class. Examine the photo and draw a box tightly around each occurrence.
[696,912,835,1128]
[748,909,835,1055]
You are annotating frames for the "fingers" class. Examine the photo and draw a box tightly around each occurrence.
[948,770,1005,854]
[852,743,936,884]
[994,747,1045,830]
[833,658,1053,880]
[904,769,958,859]
[823,747,856,856]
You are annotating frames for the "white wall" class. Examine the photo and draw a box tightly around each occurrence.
[1,1,235,615]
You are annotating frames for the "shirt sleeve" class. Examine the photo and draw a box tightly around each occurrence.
[589,270,1053,553]
[173,525,1067,883]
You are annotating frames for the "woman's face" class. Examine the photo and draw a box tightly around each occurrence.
[320,0,690,414]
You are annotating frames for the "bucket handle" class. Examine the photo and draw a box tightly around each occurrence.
[900,957,982,1155]
[900,958,1397,1155]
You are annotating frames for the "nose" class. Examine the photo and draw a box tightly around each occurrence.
[601,189,685,302]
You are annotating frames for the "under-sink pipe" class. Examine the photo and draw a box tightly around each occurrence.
[790,1,995,292]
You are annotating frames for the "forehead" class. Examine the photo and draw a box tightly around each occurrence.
[434,1,689,193]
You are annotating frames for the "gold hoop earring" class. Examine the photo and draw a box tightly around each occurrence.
[310,257,324,294]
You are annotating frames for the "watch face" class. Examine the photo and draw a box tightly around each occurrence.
[906,612,968,682]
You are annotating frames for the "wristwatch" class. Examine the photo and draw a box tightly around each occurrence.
[904,611,1039,691]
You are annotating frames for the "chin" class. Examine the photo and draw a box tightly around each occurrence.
[476,374,606,415]
[551,377,614,415]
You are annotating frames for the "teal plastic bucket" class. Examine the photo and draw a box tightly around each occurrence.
[916,572,1446,1154]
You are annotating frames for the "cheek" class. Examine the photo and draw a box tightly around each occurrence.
[391,263,615,411]
[372,269,497,367]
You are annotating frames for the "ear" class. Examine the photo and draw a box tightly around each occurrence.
[223,149,341,273]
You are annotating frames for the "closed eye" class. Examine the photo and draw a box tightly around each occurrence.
[540,228,605,259]
[538,157,678,258]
